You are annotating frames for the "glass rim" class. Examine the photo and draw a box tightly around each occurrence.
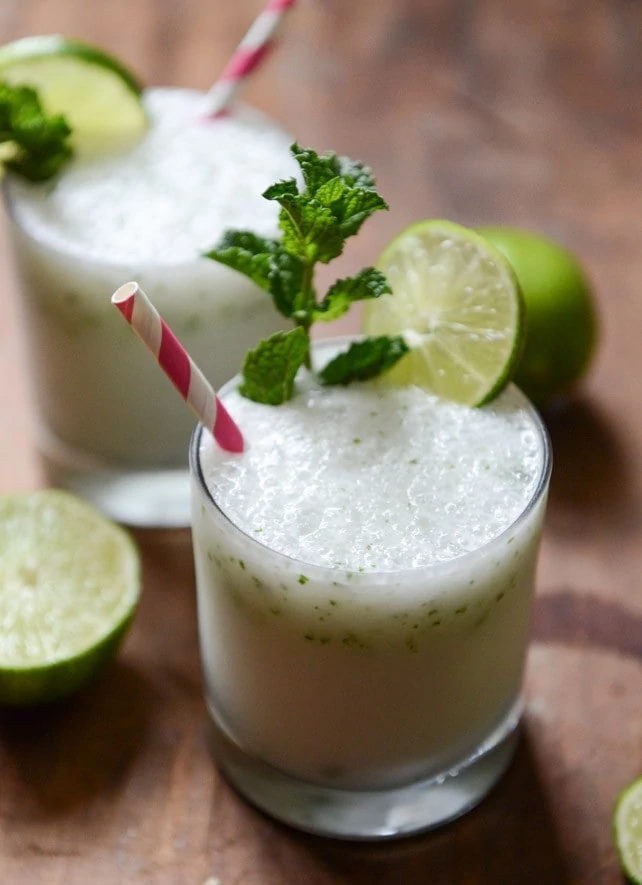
[189,348,552,584]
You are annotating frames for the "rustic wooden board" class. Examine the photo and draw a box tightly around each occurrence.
[1,1,641,882]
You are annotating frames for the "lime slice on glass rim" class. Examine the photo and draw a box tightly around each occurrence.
[0,35,147,152]
[0,490,141,705]
[614,776,642,884]
[363,219,525,406]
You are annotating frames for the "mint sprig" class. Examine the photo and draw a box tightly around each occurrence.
[318,336,409,386]
[239,328,309,405]
[206,143,408,405]
[0,82,73,181]
[313,268,393,323]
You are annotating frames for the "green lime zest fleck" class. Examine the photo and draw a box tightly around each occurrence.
[205,144,407,404]
[341,632,366,650]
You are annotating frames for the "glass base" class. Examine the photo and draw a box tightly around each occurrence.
[38,432,191,528]
[205,702,522,841]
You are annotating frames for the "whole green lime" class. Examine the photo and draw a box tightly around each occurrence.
[477,226,598,406]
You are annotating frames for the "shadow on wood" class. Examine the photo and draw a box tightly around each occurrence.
[0,661,153,815]
[0,529,198,819]
[270,726,572,884]
[544,394,632,526]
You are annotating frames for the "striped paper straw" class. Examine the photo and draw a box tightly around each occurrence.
[111,282,244,454]
[204,0,297,118]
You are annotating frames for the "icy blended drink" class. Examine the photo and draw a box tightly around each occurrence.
[189,338,552,839]
[4,87,295,525]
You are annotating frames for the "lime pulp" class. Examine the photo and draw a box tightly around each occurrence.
[615,776,642,884]
[0,489,141,705]
[363,219,525,406]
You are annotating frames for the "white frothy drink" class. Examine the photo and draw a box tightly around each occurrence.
[5,88,296,469]
[191,339,550,791]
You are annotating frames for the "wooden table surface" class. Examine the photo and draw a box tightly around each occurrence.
[1,1,641,882]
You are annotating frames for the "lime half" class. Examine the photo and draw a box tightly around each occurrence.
[363,219,525,405]
[0,35,147,152]
[615,777,642,884]
[0,490,141,705]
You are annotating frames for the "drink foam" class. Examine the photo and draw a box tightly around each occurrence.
[199,361,545,572]
[7,88,296,264]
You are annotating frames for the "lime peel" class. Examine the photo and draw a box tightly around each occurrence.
[0,489,141,705]
[363,219,525,406]
[477,225,598,406]
[615,776,642,884]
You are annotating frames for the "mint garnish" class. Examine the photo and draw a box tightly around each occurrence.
[318,336,409,386]
[205,143,408,404]
[240,328,309,405]
[313,268,392,323]
[0,82,73,181]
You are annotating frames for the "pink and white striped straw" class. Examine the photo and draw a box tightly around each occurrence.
[111,282,244,454]
[204,0,297,119]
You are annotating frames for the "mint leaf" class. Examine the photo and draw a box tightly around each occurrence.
[206,231,305,319]
[289,144,377,195]
[313,176,344,206]
[264,146,388,263]
[319,336,409,386]
[270,193,343,264]
[315,178,388,238]
[337,188,388,238]
[0,83,73,181]
[313,268,391,322]
[240,328,310,405]
[338,156,376,189]
[290,143,341,195]
[262,178,299,201]
[268,249,306,318]
[205,230,277,292]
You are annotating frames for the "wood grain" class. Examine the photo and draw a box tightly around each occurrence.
[1,0,642,882]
